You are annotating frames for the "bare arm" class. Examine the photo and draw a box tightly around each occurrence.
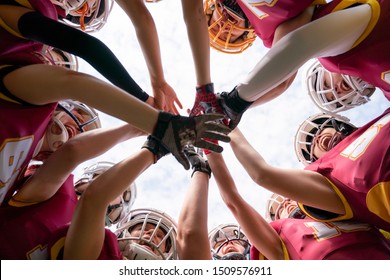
[181,0,211,85]
[13,124,144,203]
[64,148,155,259]
[177,170,212,260]
[115,0,182,114]
[206,152,284,260]
[229,128,345,214]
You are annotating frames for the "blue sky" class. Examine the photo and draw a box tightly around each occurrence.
[74,1,388,230]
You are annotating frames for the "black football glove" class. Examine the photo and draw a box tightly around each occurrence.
[217,87,253,129]
[152,111,231,170]
[141,135,170,163]
[183,145,211,178]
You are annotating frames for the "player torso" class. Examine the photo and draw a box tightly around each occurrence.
[315,0,390,93]
[0,175,77,259]
[304,108,390,231]
[250,218,390,259]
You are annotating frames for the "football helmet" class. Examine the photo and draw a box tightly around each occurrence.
[74,161,137,227]
[265,193,306,222]
[294,113,357,166]
[44,100,101,151]
[115,208,178,260]
[204,0,256,54]
[38,46,79,71]
[53,0,114,32]
[208,223,251,260]
[306,60,376,113]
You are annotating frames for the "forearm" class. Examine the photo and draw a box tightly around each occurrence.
[237,5,371,102]
[5,64,159,133]
[68,149,154,259]
[177,172,211,260]
[207,152,283,260]
[181,0,211,85]
[229,129,268,184]
[117,0,165,85]
[18,11,149,101]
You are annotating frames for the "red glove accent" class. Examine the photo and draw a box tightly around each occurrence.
[203,139,219,155]
[189,83,224,116]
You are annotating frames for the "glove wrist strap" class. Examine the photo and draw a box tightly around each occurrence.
[225,87,253,113]
[152,111,174,139]
[191,165,212,178]
[196,83,214,94]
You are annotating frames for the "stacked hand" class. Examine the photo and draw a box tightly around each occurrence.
[152,111,231,170]
[189,83,224,117]
[183,145,211,177]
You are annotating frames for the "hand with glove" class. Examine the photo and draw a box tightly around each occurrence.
[141,135,170,163]
[183,145,211,178]
[189,83,224,117]
[217,87,253,129]
[152,111,231,170]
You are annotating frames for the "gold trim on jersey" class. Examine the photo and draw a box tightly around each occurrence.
[15,0,33,8]
[298,177,354,222]
[367,181,390,223]
[50,236,66,260]
[332,0,380,48]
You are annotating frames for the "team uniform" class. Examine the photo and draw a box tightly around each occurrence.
[237,0,390,99]
[315,0,390,100]
[250,218,390,260]
[299,108,390,232]
[237,0,316,48]
[0,175,77,259]
[48,225,123,260]
[0,1,59,205]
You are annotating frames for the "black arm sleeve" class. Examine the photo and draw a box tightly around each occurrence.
[18,11,149,102]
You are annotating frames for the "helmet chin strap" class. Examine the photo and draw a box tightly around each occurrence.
[125,244,162,260]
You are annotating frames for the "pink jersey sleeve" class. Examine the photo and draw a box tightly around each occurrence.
[237,0,315,48]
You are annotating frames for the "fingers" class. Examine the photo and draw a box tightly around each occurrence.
[201,131,231,143]
[194,140,224,153]
[203,121,232,136]
[173,151,190,170]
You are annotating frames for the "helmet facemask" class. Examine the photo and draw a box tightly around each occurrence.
[115,208,178,260]
[204,0,256,54]
[57,100,101,133]
[265,194,306,221]
[294,113,357,166]
[74,161,137,227]
[306,60,375,113]
[56,0,114,32]
[209,224,251,260]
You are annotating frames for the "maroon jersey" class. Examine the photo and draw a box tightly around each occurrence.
[0,99,57,205]
[49,226,123,260]
[301,108,390,232]
[0,0,61,65]
[0,175,77,259]
[315,0,390,98]
[250,218,390,260]
[237,0,316,48]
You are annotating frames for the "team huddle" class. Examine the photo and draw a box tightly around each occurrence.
[0,0,389,260]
